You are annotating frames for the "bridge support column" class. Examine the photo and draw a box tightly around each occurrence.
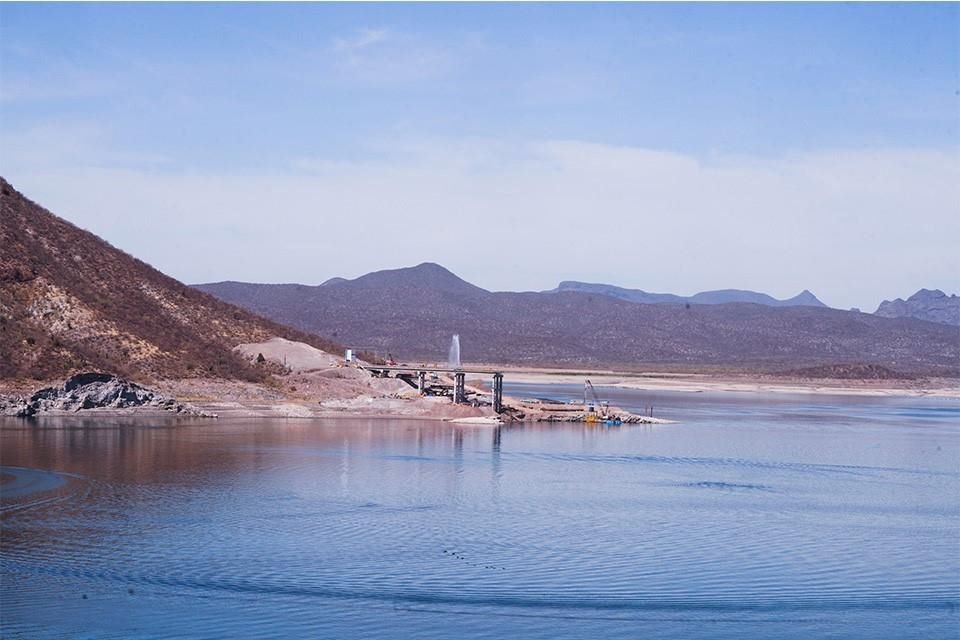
[492,373,503,413]
[417,371,426,395]
[453,372,466,404]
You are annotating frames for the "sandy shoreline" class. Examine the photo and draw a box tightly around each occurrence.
[498,372,960,398]
[2,356,957,422]
[493,368,960,399]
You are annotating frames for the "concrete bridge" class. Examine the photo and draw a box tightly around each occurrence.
[360,365,505,413]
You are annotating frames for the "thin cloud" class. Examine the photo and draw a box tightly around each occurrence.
[328,27,457,85]
[333,27,390,53]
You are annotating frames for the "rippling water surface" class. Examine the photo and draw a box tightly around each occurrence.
[2,387,958,639]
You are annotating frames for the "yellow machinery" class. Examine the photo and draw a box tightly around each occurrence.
[584,379,609,420]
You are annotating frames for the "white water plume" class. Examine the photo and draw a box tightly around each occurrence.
[448,334,461,369]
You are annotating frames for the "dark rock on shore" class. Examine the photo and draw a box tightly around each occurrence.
[1,372,215,418]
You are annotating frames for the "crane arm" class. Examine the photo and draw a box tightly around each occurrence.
[585,379,602,407]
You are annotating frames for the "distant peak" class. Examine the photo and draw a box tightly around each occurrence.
[874,288,960,326]
[786,289,827,307]
[394,262,459,278]
[408,262,458,276]
[348,262,488,294]
[413,261,446,270]
[555,280,621,291]
[909,288,947,300]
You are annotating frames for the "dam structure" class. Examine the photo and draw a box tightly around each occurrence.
[360,364,505,414]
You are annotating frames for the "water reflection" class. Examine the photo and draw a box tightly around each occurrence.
[1,418,512,494]
[2,395,958,640]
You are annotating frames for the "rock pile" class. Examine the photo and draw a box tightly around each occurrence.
[1,372,214,417]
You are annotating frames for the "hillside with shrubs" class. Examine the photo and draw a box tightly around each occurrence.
[0,177,343,382]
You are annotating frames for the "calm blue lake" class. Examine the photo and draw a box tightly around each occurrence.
[2,386,958,639]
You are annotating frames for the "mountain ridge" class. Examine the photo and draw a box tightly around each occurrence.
[195,263,959,375]
[548,281,828,308]
[326,262,488,295]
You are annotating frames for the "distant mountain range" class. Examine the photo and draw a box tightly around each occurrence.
[195,263,960,375]
[0,177,343,381]
[547,281,827,308]
[4,175,953,381]
[875,289,959,327]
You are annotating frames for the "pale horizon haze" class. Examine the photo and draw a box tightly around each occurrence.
[1,3,957,311]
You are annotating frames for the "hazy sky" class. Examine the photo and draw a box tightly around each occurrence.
[1,3,957,311]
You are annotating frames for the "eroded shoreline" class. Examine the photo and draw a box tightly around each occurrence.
[2,365,956,422]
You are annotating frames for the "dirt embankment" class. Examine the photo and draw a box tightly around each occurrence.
[7,338,954,423]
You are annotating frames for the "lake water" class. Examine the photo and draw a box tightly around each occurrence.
[2,385,958,639]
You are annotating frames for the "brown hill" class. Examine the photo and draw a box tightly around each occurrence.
[196,264,960,376]
[0,177,343,381]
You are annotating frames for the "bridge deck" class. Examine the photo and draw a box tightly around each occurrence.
[360,365,503,375]
[358,364,505,412]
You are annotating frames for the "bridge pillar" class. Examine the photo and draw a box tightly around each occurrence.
[453,372,466,404]
[417,371,426,395]
[492,373,503,413]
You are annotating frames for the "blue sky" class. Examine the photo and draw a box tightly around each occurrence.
[1,3,957,310]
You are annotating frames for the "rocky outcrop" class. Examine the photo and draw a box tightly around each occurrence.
[875,289,960,326]
[1,372,214,417]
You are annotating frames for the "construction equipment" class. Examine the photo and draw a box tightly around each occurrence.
[584,379,609,418]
